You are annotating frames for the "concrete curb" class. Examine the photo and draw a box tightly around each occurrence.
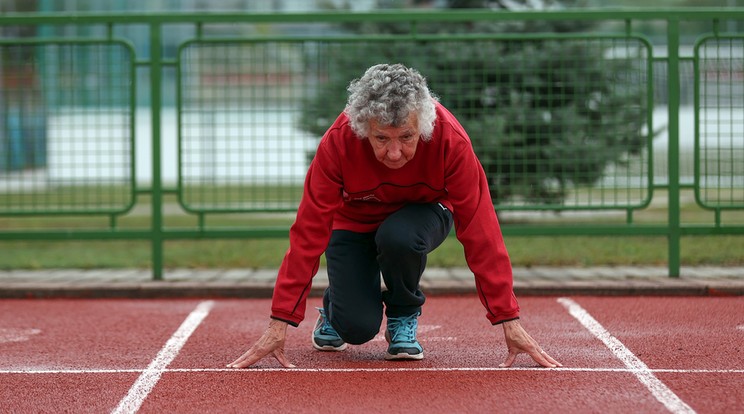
[1,267,743,299]
[2,280,743,299]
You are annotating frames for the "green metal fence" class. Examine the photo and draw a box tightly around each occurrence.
[0,10,743,279]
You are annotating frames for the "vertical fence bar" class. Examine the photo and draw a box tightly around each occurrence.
[150,22,164,280]
[667,18,682,278]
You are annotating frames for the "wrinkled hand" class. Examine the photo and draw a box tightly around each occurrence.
[499,319,561,368]
[227,319,295,369]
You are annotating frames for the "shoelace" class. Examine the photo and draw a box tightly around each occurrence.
[319,310,340,336]
[387,314,419,343]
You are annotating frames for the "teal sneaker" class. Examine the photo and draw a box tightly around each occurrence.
[312,307,347,351]
[384,312,423,360]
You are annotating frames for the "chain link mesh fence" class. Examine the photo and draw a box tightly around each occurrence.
[695,35,744,210]
[177,36,652,212]
[0,40,135,215]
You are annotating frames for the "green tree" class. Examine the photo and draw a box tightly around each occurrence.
[300,0,650,205]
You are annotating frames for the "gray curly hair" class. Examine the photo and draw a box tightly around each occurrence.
[344,63,437,141]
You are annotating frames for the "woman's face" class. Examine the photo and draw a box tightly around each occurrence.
[367,114,420,169]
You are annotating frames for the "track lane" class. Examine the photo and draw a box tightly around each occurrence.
[1,373,138,414]
[170,297,616,371]
[148,297,673,413]
[570,296,744,370]
[141,370,665,414]
[0,299,206,413]
[569,296,744,413]
[1,296,742,413]
[0,299,204,370]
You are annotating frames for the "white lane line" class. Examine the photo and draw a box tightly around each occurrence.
[111,300,214,414]
[558,297,696,414]
[4,367,743,374]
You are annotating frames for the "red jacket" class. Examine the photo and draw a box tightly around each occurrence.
[271,102,519,326]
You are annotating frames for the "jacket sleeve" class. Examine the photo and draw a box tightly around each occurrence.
[445,134,520,325]
[270,137,343,326]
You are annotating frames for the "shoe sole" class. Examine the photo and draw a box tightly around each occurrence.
[312,339,347,352]
[384,351,424,360]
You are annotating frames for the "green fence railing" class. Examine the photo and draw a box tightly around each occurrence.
[0,10,742,279]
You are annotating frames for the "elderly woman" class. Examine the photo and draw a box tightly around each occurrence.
[229,63,560,368]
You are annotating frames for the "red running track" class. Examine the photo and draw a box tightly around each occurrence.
[0,296,742,413]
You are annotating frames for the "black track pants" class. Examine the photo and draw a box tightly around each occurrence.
[322,203,453,345]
